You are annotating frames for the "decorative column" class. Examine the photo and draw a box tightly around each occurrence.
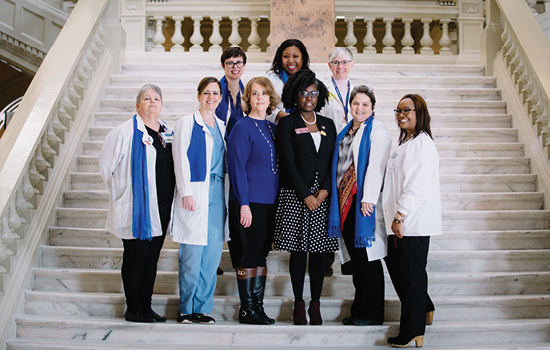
[189,16,204,52]
[228,16,242,47]
[382,18,396,54]
[401,18,415,54]
[439,19,453,55]
[248,16,261,53]
[456,0,484,64]
[210,16,223,54]
[420,19,434,54]
[363,18,376,54]
[151,16,165,52]
[344,17,358,54]
[171,16,185,52]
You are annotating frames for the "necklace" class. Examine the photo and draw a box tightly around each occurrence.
[301,113,317,125]
[252,118,277,174]
[402,132,414,144]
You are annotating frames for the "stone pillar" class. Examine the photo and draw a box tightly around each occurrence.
[270,0,335,62]
[456,0,484,65]
[120,0,148,62]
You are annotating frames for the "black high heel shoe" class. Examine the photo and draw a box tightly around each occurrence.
[387,335,424,348]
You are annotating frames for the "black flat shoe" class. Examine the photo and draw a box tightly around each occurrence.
[124,310,155,323]
[387,335,424,348]
[145,309,167,322]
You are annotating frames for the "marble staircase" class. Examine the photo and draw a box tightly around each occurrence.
[6,63,550,349]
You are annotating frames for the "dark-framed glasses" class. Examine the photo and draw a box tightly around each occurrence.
[330,60,352,66]
[225,61,245,68]
[298,90,320,98]
[394,108,415,116]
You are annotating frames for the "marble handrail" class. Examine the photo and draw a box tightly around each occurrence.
[0,0,117,342]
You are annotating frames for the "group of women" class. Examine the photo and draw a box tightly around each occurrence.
[98,39,441,348]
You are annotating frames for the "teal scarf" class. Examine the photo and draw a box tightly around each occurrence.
[131,115,152,241]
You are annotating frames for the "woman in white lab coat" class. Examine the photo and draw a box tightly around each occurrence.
[171,77,229,325]
[327,85,391,326]
[99,84,175,323]
[382,94,442,348]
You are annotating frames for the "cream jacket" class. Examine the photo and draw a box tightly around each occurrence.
[320,79,355,132]
[171,110,230,245]
[98,116,174,240]
[339,119,392,263]
[382,132,442,237]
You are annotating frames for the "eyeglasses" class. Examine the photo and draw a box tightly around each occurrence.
[394,108,415,116]
[225,61,245,68]
[330,60,352,66]
[298,91,320,98]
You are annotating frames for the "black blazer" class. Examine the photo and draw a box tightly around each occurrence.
[275,111,337,201]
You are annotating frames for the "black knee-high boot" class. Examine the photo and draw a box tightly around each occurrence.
[254,266,275,324]
[236,267,270,324]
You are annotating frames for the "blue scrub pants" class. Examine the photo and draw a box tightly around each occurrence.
[178,175,225,315]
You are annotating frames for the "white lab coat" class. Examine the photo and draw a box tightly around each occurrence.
[98,116,174,240]
[320,79,355,133]
[171,110,230,245]
[382,132,442,237]
[339,119,392,263]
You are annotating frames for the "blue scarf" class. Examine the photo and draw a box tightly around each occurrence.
[131,115,152,241]
[187,114,207,182]
[328,115,376,248]
[216,76,244,134]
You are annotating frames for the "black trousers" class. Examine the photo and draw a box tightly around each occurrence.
[342,196,385,323]
[228,200,275,268]
[384,235,434,337]
[121,232,166,313]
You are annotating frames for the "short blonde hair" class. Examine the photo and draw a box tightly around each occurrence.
[242,77,280,116]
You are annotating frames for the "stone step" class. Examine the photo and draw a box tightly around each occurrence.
[47,226,550,251]
[32,267,550,297]
[119,62,487,76]
[11,315,550,348]
[98,98,506,114]
[62,190,543,211]
[68,172,537,193]
[104,85,502,101]
[40,246,550,273]
[440,174,536,193]
[22,290,550,322]
[82,140,524,159]
[109,74,497,89]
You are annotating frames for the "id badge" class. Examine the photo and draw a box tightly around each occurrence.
[161,131,174,144]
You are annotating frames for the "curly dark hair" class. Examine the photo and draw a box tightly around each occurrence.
[268,39,310,77]
[281,69,328,112]
[397,93,433,145]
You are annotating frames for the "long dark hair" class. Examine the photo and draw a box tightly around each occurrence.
[268,39,310,77]
[281,69,328,112]
[397,94,432,145]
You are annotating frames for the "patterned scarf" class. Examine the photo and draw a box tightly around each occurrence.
[328,115,376,248]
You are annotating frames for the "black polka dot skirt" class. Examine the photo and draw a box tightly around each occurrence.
[274,175,339,253]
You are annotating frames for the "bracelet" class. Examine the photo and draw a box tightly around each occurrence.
[395,212,405,221]
[241,208,250,214]
[393,218,404,224]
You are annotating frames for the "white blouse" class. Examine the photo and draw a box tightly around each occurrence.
[382,132,442,237]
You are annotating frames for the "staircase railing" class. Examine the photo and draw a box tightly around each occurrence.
[485,0,550,208]
[121,0,484,64]
[0,0,122,343]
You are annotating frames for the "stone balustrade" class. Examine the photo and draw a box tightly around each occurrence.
[120,0,483,64]
[0,0,122,341]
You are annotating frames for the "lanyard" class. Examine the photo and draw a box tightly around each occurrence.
[331,77,350,118]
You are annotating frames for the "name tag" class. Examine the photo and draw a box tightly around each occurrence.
[295,127,310,134]
[161,131,174,144]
